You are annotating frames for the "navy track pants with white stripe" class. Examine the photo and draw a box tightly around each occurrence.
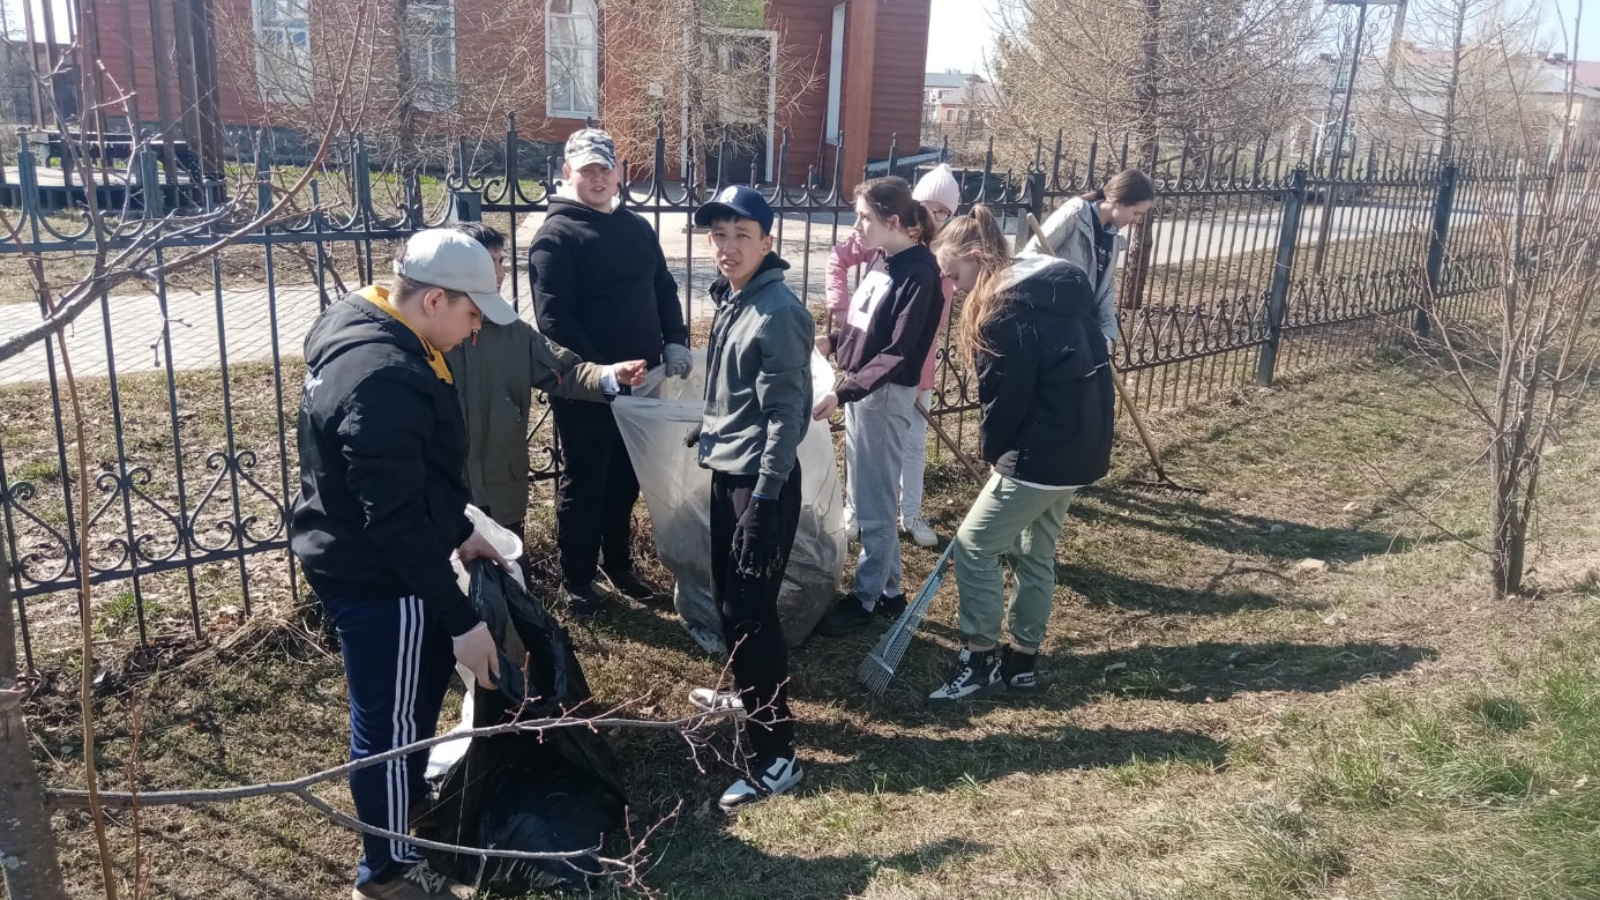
[322,591,456,887]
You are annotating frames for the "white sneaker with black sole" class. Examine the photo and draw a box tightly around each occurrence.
[901,514,938,548]
[720,753,804,811]
[928,648,1002,703]
[688,686,747,718]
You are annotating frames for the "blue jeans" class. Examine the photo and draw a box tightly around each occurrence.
[320,590,456,887]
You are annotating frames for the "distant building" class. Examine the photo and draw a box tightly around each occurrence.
[923,70,997,142]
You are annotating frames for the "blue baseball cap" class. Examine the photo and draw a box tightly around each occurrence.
[693,184,774,234]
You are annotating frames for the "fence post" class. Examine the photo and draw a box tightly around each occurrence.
[1256,166,1308,386]
[1016,166,1046,249]
[134,147,163,219]
[450,190,482,223]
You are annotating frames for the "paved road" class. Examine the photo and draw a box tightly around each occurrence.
[0,202,1443,386]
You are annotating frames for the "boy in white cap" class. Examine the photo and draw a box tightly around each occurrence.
[291,228,517,900]
[823,163,961,550]
[529,127,692,614]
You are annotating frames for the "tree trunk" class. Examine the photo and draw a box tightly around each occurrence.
[1122,0,1161,310]
[0,530,70,900]
[1489,445,1526,598]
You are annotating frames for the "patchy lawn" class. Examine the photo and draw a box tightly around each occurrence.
[22,355,1600,899]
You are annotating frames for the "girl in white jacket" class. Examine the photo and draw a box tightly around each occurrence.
[1023,169,1155,347]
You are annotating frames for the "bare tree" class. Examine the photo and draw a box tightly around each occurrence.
[1395,16,1600,598]
[212,0,546,179]
[599,0,820,182]
[989,0,1326,164]
[1372,0,1546,155]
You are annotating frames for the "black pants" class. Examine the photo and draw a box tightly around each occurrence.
[551,398,640,590]
[710,466,802,761]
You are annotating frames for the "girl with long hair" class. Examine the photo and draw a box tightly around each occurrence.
[926,206,1115,701]
[1024,169,1156,347]
[813,176,946,635]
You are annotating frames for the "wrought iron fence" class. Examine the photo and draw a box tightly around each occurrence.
[0,119,1579,668]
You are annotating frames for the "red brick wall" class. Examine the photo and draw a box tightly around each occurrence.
[89,0,927,177]
[768,0,834,185]
[868,0,930,161]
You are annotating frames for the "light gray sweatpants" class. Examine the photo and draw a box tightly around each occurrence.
[844,382,918,603]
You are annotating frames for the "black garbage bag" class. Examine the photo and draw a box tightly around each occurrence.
[419,561,628,893]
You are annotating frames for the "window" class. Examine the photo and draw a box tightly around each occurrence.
[546,0,598,119]
[946,109,956,122]
[824,2,844,145]
[255,0,310,105]
[408,0,456,111]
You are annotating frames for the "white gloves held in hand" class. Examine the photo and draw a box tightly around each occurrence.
[451,621,500,689]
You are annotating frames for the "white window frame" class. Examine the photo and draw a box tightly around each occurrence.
[703,27,778,181]
[408,0,456,112]
[824,2,845,146]
[254,0,311,106]
[545,0,599,120]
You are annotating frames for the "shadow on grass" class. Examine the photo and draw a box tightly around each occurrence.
[641,836,987,900]
[1072,488,1471,565]
[853,638,1434,718]
[802,719,1224,797]
[1057,560,1297,615]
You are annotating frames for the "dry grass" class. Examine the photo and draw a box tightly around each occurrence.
[18,354,1600,899]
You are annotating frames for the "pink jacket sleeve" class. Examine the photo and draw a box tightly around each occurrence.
[826,232,875,325]
[918,276,957,390]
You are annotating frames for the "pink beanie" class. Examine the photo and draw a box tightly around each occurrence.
[913,163,961,213]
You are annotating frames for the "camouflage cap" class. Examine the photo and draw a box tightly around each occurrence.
[564,128,617,171]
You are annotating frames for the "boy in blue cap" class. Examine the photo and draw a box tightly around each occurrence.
[684,185,814,809]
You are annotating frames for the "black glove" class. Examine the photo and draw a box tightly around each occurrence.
[732,495,781,579]
[684,425,703,449]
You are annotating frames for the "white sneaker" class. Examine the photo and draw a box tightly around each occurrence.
[719,753,804,811]
[843,506,860,542]
[689,686,747,718]
[902,514,937,548]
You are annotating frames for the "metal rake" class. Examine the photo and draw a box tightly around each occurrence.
[857,541,957,695]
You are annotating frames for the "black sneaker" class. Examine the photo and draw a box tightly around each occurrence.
[1000,644,1038,690]
[561,582,606,617]
[602,567,660,604]
[927,648,1002,703]
[875,592,908,620]
[813,595,876,636]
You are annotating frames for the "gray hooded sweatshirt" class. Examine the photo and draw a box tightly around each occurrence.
[1024,195,1122,346]
[697,254,814,496]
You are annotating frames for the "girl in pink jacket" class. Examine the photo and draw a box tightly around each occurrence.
[824,164,960,549]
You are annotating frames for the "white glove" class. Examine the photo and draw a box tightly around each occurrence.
[663,343,693,379]
[451,622,500,689]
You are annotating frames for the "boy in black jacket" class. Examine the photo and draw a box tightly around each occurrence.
[528,128,691,613]
[291,229,516,900]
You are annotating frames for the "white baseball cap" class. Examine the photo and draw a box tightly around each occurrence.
[392,229,517,326]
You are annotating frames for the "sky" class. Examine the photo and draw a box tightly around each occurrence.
[925,0,1005,76]
[921,0,1600,76]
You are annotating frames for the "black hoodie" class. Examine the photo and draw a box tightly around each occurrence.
[975,258,1115,487]
[527,196,690,366]
[289,290,479,637]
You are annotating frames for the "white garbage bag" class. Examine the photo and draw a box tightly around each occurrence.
[610,348,845,652]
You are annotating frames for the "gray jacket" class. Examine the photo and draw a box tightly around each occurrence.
[698,255,814,496]
[1024,196,1121,345]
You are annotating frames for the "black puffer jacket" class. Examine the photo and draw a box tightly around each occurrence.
[973,257,1115,487]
